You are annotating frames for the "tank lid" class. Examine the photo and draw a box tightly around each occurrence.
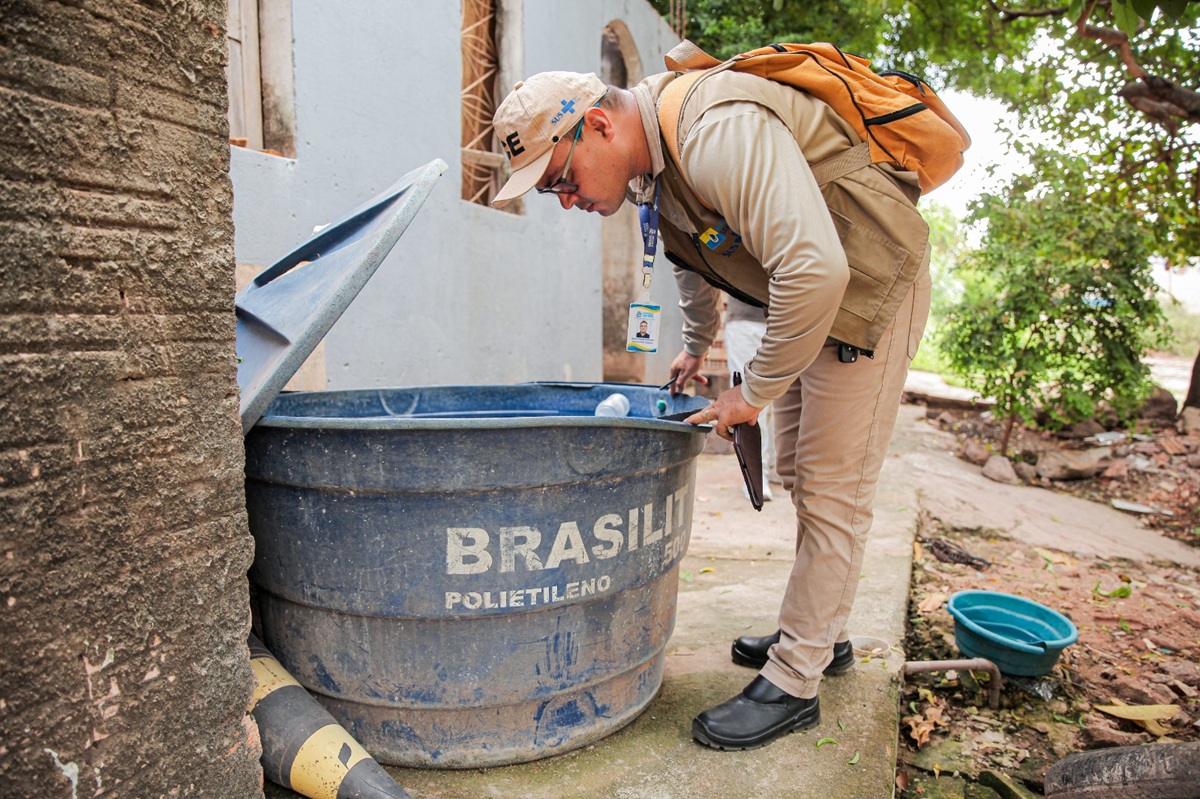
[235,159,448,434]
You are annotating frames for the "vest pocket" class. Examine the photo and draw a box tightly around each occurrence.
[828,208,909,322]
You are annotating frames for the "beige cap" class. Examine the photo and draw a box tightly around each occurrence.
[491,72,606,206]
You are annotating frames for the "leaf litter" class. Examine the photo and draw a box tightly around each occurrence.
[898,481,1200,796]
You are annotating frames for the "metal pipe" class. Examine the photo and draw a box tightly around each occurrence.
[903,658,1003,709]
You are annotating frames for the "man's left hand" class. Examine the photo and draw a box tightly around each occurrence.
[684,385,761,441]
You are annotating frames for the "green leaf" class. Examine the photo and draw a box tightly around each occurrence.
[1130,0,1160,19]
[1158,0,1192,18]
[816,737,838,748]
[847,751,861,765]
[1094,579,1132,598]
[1110,0,1142,34]
[1052,712,1087,728]
[838,719,846,731]
[1067,0,1087,19]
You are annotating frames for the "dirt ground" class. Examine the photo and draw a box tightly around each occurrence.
[896,406,1200,798]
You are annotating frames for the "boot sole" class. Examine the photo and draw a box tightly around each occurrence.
[730,645,768,669]
[691,708,821,751]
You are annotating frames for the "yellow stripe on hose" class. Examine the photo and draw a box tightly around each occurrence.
[289,722,371,799]
[250,654,301,709]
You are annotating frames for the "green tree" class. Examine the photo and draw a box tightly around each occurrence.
[910,202,967,375]
[941,155,1169,453]
[651,0,889,58]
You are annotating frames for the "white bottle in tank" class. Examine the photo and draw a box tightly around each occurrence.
[594,393,631,417]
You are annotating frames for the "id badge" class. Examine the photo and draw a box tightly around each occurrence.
[626,303,661,353]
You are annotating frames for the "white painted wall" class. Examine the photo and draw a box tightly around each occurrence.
[231,0,682,391]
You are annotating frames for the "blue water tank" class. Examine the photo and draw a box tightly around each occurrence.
[245,382,708,767]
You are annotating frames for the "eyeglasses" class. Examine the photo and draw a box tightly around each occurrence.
[535,119,584,196]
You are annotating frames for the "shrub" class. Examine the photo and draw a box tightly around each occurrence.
[939,164,1169,454]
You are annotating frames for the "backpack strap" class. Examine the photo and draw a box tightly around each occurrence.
[658,69,872,199]
[658,70,705,173]
[664,40,722,72]
[808,142,871,187]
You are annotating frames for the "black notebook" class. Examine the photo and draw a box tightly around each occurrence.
[731,371,764,512]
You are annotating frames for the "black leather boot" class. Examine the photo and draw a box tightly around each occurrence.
[731,630,855,674]
[692,675,820,751]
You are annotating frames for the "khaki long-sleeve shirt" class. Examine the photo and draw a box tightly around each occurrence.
[629,74,851,408]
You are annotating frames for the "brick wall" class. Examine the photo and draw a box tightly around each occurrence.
[0,1,262,795]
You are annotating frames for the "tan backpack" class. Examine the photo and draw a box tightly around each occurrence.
[658,40,971,195]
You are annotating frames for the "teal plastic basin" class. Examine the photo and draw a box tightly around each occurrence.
[946,590,1078,677]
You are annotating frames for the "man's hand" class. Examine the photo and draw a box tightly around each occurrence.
[684,384,761,441]
[664,351,709,396]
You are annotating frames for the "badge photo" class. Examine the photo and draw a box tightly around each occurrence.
[626,303,661,353]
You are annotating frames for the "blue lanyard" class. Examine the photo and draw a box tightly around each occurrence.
[638,181,661,298]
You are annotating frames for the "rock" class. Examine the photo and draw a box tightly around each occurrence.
[1064,419,1106,438]
[936,410,958,427]
[908,738,978,778]
[1137,386,1178,421]
[1160,659,1200,687]
[978,770,1039,799]
[1179,406,1200,435]
[1158,435,1189,456]
[1111,672,1178,705]
[1013,461,1038,483]
[1035,447,1112,480]
[909,772,970,799]
[1080,715,1145,749]
[982,455,1020,485]
[1170,679,1199,699]
[1188,452,1200,469]
[1148,631,1188,652]
[961,439,991,466]
[1129,455,1158,472]
[1102,459,1129,479]
[965,784,1003,799]
[1149,682,1182,704]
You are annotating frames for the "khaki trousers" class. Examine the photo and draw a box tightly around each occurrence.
[759,266,931,699]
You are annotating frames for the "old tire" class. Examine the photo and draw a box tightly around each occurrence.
[1044,742,1200,798]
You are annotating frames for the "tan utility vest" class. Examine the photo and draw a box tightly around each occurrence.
[648,70,930,352]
